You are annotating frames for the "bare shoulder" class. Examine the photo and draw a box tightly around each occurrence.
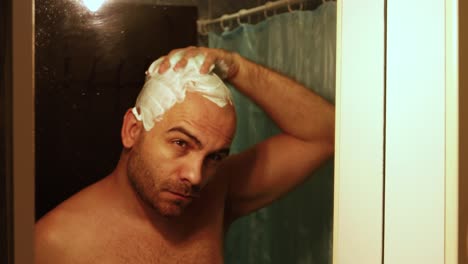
[35,207,83,263]
[35,179,110,264]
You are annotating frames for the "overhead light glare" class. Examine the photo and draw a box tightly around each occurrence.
[82,0,106,12]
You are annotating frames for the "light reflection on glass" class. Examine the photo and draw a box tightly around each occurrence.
[82,0,106,12]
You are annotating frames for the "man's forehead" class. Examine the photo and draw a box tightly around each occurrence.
[163,97,236,138]
[167,92,236,117]
[163,120,235,150]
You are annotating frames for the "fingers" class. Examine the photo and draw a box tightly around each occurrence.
[173,46,200,71]
[157,47,189,74]
[156,46,234,78]
[200,51,217,74]
[157,56,171,74]
[197,48,231,76]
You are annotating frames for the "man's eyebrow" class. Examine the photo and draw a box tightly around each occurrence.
[167,126,203,147]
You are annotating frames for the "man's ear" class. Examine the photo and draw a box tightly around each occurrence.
[121,108,143,148]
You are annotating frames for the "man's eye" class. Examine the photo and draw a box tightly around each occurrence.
[207,153,225,162]
[173,140,187,148]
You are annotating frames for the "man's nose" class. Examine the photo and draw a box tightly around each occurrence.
[179,157,204,188]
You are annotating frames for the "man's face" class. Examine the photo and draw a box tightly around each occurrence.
[127,92,236,217]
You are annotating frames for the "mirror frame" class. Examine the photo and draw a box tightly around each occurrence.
[12,0,35,263]
[1,0,14,262]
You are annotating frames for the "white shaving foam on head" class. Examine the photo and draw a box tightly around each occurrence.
[132,51,233,131]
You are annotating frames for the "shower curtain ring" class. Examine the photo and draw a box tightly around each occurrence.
[220,15,233,32]
[220,15,228,31]
[197,20,208,36]
[237,9,247,25]
[288,0,304,12]
[264,1,272,18]
[201,23,209,35]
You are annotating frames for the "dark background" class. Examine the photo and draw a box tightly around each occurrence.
[35,0,198,219]
[0,0,14,262]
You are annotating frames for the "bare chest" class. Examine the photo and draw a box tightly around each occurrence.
[84,191,227,263]
[76,212,225,264]
[100,232,224,264]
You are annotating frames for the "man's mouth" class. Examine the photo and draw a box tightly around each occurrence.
[168,191,199,201]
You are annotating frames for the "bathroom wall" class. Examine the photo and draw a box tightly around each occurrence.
[198,0,262,19]
[197,0,322,38]
[197,0,323,19]
[136,0,323,20]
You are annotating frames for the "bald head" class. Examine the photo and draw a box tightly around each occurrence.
[132,51,234,131]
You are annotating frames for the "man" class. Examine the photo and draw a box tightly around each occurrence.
[35,46,335,263]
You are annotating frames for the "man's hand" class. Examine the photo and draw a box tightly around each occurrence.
[157,46,240,80]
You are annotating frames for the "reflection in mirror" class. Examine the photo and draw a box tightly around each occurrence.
[202,2,336,264]
[35,0,336,263]
[82,0,107,12]
[35,0,198,219]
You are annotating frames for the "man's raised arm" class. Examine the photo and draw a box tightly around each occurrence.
[160,46,335,221]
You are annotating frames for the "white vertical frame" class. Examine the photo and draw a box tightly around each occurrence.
[385,0,457,263]
[445,0,459,263]
[333,0,385,263]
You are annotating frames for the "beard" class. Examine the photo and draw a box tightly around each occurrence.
[126,144,195,217]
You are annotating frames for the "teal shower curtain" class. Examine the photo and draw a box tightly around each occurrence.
[209,2,336,264]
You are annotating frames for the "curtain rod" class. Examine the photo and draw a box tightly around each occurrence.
[197,0,315,35]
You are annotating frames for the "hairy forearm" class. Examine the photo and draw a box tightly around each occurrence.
[228,53,335,145]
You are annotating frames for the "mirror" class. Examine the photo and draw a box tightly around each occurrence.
[35,0,336,263]
[35,0,198,219]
